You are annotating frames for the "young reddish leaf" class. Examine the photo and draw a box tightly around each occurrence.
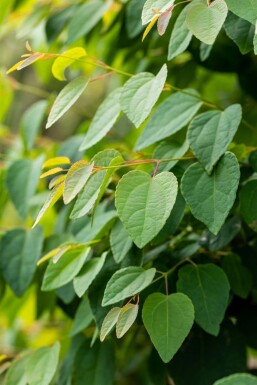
[157,10,172,36]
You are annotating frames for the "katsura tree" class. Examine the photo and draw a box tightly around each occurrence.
[1,0,257,384]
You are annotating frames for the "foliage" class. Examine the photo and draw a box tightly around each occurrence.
[1,0,257,384]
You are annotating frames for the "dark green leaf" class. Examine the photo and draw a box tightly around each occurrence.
[240,180,257,232]
[177,264,230,335]
[0,227,43,296]
[181,152,240,234]
[142,293,194,362]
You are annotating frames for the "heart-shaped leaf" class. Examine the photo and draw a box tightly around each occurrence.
[225,0,257,25]
[142,293,194,363]
[187,104,242,173]
[186,0,228,45]
[177,264,230,335]
[181,152,240,234]
[115,170,178,248]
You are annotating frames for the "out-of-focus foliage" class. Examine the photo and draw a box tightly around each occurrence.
[1,0,257,384]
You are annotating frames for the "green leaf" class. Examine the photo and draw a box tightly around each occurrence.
[52,47,86,81]
[91,155,124,218]
[221,254,252,298]
[177,264,230,335]
[0,227,43,296]
[214,373,257,385]
[100,307,121,342]
[110,219,133,263]
[115,170,178,248]
[224,12,254,54]
[135,90,202,150]
[25,342,60,385]
[70,295,94,336]
[142,0,172,24]
[225,0,257,24]
[42,246,90,291]
[181,152,240,234]
[168,5,192,60]
[121,64,167,128]
[63,161,94,204]
[70,149,120,219]
[153,139,189,172]
[186,0,228,45]
[80,88,122,151]
[4,356,29,385]
[73,252,107,297]
[67,1,111,44]
[6,156,44,219]
[73,341,115,385]
[102,266,156,306]
[116,303,139,338]
[240,180,257,232]
[126,0,145,38]
[142,293,194,363]
[46,77,89,129]
[75,208,117,243]
[187,104,242,173]
[33,182,64,228]
[20,100,48,151]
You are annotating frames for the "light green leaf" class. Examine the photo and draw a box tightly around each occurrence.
[214,373,257,385]
[240,180,257,232]
[224,12,254,54]
[254,25,257,54]
[80,88,122,151]
[42,246,90,291]
[102,266,156,306]
[115,170,178,248]
[142,293,194,363]
[52,47,86,81]
[116,303,138,338]
[75,208,117,243]
[73,252,107,297]
[187,104,242,173]
[177,264,230,335]
[6,156,44,219]
[67,1,111,44]
[4,356,29,385]
[142,0,173,24]
[135,90,202,150]
[168,5,192,60]
[0,227,43,296]
[181,152,240,234]
[153,139,189,172]
[121,64,167,128]
[70,295,94,336]
[225,0,257,24]
[63,161,94,204]
[110,219,133,263]
[25,342,60,385]
[221,253,252,299]
[33,182,64,228]
[20,100,47,151]
[186,0,228,45]
[46,77,89,129]
[70,149,121,219]
[100,307,121,342]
